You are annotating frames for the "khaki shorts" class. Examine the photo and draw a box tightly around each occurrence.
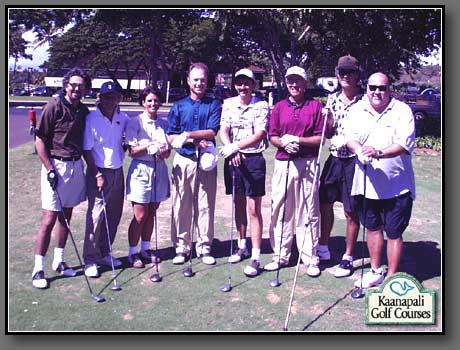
[40,158,86,211]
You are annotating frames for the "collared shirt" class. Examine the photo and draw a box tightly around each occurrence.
[220,95,269,154]
[36,94,89,158]
[167,95,222,157]
[326,90,364,158]
[125,112,169,161]
[83,107,130,169]
[345,96,416,200]
[269,97,325,160]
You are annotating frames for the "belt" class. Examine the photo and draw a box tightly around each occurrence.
[51,155,81,161]
[241,153,263,158]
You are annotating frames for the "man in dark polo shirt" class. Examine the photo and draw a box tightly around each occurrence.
[31,67,91,289]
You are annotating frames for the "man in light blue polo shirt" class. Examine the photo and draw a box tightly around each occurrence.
[167,62,222,266]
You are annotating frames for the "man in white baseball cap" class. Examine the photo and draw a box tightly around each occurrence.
[266,65,330,277]
[218,67,269,277]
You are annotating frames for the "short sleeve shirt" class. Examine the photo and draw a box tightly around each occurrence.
[36,95,89,158]
[125,112,169,161]
[220,95,269,154]
[268,98,325,160]
[345,96,416,200]
[326,90,364,158]
[83,107,130,169]
[167,96,222,157]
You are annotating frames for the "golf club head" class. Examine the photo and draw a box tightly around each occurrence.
[150,273,162,282]
[111,285,122,291]
[92,295,106,303]
[351,287,365,299]
[269,278,281,288]
[282,327,288,331]
[182,267,194,278]
[220,284,232,293]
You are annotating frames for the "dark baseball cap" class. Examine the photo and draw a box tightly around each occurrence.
[336,55,360,71]
[100,81,123,95]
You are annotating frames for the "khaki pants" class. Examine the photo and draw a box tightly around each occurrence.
[83,167,124,263]
[268,158,320,266]
[171,153,217,256]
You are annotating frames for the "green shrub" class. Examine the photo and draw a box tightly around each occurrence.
[415,136,442,152]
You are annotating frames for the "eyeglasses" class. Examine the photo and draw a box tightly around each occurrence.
[368,85,388,92]
[68,82,85,90]
[338,69,358,76]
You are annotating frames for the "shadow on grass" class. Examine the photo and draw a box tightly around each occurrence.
[212,236,441,283]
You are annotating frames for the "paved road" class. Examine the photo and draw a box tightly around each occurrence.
[9,105,169,149]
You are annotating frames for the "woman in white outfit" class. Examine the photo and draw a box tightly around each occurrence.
[125,87,171,268]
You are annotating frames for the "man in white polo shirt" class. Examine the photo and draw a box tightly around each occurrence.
[83,81,130,278]
[346,72,416,289]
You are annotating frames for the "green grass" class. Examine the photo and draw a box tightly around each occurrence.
[8,142,442,332]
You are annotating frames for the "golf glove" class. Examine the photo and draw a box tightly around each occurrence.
[280,134,300,147]
[171,132,189,149]
[356,147,372,165]
[47,169,58,190]
[147,144,159,156]
[219,142,240,158]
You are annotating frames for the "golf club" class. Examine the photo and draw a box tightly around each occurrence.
[150,156,162,283]
[101,190,122,291]
[220,166,236,293]
[351,164,368,299]
[283,111,328,331]
[183,150,201,278]
[269,158,291,288]
[54,189,105,303]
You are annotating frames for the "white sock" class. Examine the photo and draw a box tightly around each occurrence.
[34,255,45,274]
[251,248,261,262]
[238,238,247,249]
[140,240,150,253]
[129,246,138,256]
[318,244,329,251]
[53,247,64,263]
[342,254,353,261]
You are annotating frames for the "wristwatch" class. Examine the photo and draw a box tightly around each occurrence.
[376,150,384,159]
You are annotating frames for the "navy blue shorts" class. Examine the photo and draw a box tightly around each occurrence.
[319,155,356,212]
[224,153,266,197]
[353,192,413,239]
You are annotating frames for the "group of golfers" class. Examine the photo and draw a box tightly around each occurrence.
[31,55,416,294]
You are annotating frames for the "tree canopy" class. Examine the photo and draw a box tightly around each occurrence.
[9,8,441,90]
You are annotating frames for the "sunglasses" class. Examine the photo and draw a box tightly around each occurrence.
[338,69,358,76]
[368,85,388,92]
[68,82,85,90]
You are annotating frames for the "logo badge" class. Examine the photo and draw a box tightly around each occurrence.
[365,272,436,325]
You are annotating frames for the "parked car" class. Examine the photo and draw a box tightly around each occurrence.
[213,86,232,101]
[168,87,187,102]
[84,89,98,99]
[420,88,440,96]
[31,86,54,97]
[305,88,330,98]
[10,89,29,96]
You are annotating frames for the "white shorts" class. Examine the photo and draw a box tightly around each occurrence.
[126,158,170,203]
[41,158,86,211]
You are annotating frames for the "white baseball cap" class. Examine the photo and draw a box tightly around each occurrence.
[285,66,308,81]
[234,68,256,82]
[199,143,218,171]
